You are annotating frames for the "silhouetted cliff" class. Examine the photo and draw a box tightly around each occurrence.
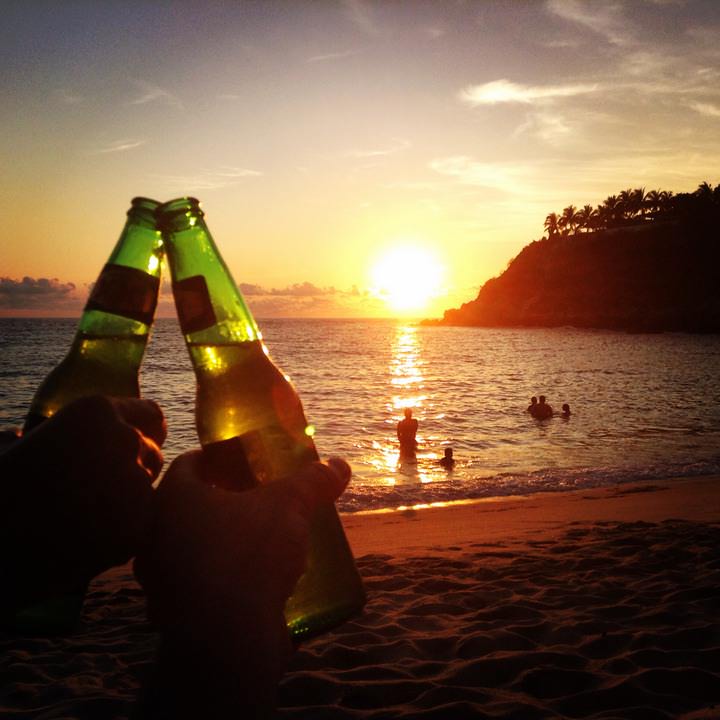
[435,211,720,333]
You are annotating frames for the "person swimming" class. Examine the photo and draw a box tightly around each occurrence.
[533,395,553,419]
[438,447,455,470]
[527,396,538,413]
[560,403,571,418]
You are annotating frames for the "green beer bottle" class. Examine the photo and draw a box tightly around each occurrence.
[24,197,163,432]
[158,197,365,640]
[15,197,162,634]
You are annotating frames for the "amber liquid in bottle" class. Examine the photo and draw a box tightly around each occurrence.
[17,198,162,634]
[160,197,366,639]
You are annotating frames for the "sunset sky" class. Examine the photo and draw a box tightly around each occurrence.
[1,0,719,318]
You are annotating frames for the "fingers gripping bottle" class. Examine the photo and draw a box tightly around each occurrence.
[24,197,163,432]
[158,197,366,640]
[15,197,162,634]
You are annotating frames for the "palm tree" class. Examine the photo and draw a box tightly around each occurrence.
[602,195,620,227]
[618,188,635,220]
[645,189,662,217]
[575,204,595,232]
[695,181,714,201]
[595,203,609,229]
[544,212,560,238]
[659,190,674,215]
[632,187,646,218]
[560,205,578,235]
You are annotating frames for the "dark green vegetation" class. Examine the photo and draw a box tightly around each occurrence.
[435,183,720,333]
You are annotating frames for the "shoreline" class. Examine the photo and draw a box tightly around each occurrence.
[341,474,720,557]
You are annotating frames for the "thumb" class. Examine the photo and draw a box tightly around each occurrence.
[274,457,351,518]
[155,450,205,494]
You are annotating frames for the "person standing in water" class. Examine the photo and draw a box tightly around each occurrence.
[534,395,553,419]
[397,408,418,458]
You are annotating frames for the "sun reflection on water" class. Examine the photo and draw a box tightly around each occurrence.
[381,324,438,485]
[389,325,426,409]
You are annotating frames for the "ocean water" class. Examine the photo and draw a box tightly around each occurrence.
[1,318,719,512]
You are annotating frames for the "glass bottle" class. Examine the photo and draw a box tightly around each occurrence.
[158,197,365,640]
[24,197,163,431]
[15,197,162,635]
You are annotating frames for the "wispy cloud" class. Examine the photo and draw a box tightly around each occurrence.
[514,111,573,145]
[230,281,387,318]
[129,80,183,109]
[96,138,146,154]
[460,79,598,106]
[214,167,262,178]
[240,282,337,297]
[690,102,720,118]
[345,138,411,159]
[153,166,262,191]
[341,0,380,36]
[429,156,535,193]
[0,277,78,310]
[541,38,581,49]
[307,50,359,64]
[218,93,241,101]
[546,0,632,45]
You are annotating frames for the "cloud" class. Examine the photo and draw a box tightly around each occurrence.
[690,102,720,118]
[240,282,337,297]
[96,139,146,154]
[428,156,535,193]
[238,283,265,296]
[234,281,385,318]
[0,277,78,310]
[341,0,380,36]
[129,80,183,109]
[514,110,573,145]
[307,50,359,63]
[345,138,411,159]
[157,279,382,318]
[153,166,262,191]
[459,79,598,106]
[546,0,632,45]
[541,39,581,49]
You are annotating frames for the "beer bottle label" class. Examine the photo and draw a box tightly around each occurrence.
[86,264,159,326]
[202,436,259,491]
[173,275,217,335]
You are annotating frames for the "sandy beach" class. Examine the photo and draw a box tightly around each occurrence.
[1,476,718,719]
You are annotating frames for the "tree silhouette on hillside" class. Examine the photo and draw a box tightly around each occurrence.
[432,180,720,333]
[542,182,719,238]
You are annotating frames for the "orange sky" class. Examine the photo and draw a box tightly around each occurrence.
[1,1,719,318]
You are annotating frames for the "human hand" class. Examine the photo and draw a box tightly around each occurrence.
[0,428,20,454]
[0,395,165,609]
[134,451,350,719]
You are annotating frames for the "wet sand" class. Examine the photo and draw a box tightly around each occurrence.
[1,476,719,719]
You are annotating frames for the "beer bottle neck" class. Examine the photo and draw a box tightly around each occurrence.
[80,197,162,338]
[159,198,260,344]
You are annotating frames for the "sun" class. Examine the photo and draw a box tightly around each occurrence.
[370,246,443,314]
